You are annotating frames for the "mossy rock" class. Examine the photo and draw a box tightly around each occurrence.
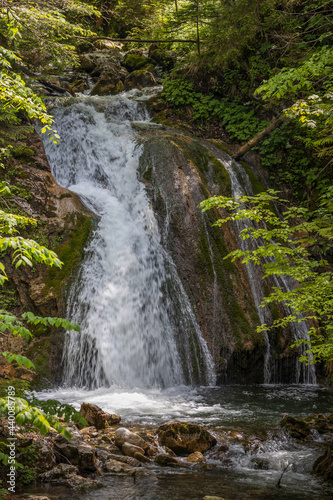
[313,445,333,481]
[12,144,34,160]
[240,161,265,195]
[0,377,31,397]
[141,63,157,75]
[280,415,311,439]
[148,45,176,71]
[157,420,216,455]
[125,70,157,90]
[123,53,150,72]
[91,75,124,96]
[44,213,93,295]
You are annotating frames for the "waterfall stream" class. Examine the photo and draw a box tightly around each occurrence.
[42,89,215,390]
[33,89,333,500]
[217,156,316,384]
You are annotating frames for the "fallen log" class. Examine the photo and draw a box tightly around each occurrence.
[86,37,201,44]
[232,117,284,160]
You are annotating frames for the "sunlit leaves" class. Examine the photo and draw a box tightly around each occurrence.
[0,0,100,68]
[2,352,35,369]
[22,312,80,332]
[201,190,333,365]
[0,396,74,439]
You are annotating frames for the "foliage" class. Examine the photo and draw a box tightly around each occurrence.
[200,190,333,366]
[27,397,88,427]
[0,396,72,439]
[0,0,100,68]
[162,77,268,140]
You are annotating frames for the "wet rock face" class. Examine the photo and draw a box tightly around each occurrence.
[313,444,333,480]
[281,412,333,440]
[157,420,217,456]
[80,402,121,429]
[40,463,103,491]
[1,131,94,387]
[53,426,97,471]
[138,131,265,383]
[124,69,157,90]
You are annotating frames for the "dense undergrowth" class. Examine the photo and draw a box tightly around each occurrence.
[0,6,332,491]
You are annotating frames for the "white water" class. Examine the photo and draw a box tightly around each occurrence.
[42,89,215,390]
[220,157,316,384]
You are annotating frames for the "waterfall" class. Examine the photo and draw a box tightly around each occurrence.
[42,89,215,389]
[220,157,316,384]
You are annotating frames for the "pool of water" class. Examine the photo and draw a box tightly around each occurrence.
[35,384,333,431]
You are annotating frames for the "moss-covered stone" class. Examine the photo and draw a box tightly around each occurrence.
[125,69,157,90]
[12,143,34,160]
[0,377,31,397]
[123,53,150,72]
[91,75,124,96]
[148,45,176,71]
[44,213,93,295]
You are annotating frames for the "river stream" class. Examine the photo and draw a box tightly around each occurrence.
[34,88,333,499]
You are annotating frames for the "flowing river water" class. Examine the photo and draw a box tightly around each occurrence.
[34,89,333,499]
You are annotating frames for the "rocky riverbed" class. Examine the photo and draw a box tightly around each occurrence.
[2,401,333,500]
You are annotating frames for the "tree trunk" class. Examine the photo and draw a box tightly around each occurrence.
[232,117,283,160]
[85,37,199,44]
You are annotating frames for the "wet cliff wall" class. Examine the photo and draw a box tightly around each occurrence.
[0,131,94,390]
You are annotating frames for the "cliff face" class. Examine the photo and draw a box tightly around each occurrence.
[0,131,94,388]
[138,126,301,384]
[137,127,267,383]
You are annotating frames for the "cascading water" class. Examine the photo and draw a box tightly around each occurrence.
[42,89,215,390]
[217,156,316,384]
[31,88,333,500]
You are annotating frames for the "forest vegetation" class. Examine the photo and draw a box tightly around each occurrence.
[0,0,332,482]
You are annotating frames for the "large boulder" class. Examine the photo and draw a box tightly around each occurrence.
[79,49,125,77]
[124,69,157,90]
[148,45,176,71]
[53,426,97,471]
[123,53,150,72]
[80,50,128,96]
[80,402,121,429]
[157,421,217,456]
[91,75,124,96]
